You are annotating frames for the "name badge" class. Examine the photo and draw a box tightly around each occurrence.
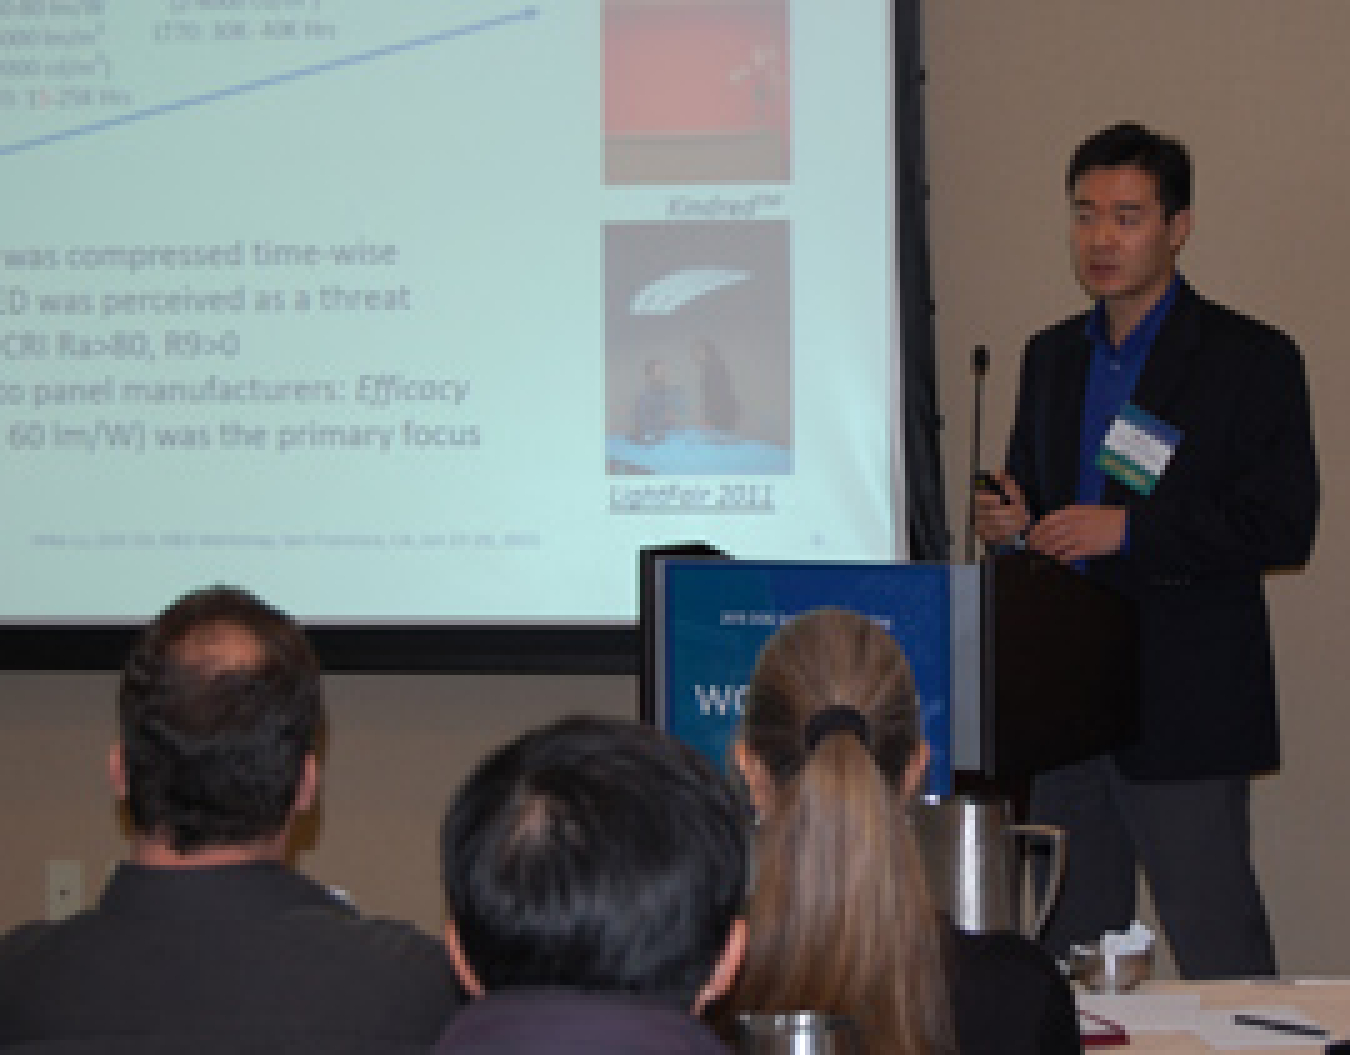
[1095,403,1181,496]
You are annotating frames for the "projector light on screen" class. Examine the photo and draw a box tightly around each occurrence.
[0,0,906,661]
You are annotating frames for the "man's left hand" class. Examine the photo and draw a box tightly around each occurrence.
[1026,505,1128,562]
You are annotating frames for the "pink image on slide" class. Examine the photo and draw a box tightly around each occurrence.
[604,0,791,184]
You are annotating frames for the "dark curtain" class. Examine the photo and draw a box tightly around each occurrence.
[894,0,950,561]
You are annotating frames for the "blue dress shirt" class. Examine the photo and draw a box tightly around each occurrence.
[1073,273,1183,559]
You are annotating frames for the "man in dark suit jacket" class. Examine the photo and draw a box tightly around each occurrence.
[975,123,1318,979]
[0,586,461,1052]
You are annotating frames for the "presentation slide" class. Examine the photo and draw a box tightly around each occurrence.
[0,0,901,625]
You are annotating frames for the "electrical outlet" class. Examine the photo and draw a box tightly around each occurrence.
[46,859,83,920]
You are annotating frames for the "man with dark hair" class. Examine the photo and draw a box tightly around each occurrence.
[0,585,461,1053]
[433,715,747,1054]
[975,122,1319,978]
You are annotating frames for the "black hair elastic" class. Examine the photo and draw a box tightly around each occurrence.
[804,705,869,753]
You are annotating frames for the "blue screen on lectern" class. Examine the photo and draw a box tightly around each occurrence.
[653,560,956,795]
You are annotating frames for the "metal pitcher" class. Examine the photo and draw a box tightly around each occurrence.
[736,1013,863,1055]
[910,794,1065,939]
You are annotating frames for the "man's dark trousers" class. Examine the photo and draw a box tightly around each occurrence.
[1032,754,1276,978]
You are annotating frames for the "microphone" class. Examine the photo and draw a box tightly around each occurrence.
[965,346,990,562]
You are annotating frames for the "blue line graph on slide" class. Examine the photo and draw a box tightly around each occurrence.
[0,7,539,159]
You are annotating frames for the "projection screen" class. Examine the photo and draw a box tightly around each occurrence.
[0,0,913,669]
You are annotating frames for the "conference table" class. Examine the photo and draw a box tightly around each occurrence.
[1078,979,1350,1051]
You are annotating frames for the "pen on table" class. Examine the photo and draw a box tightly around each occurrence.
[1232,1013,1329,1038]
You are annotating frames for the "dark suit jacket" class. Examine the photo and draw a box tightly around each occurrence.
[432,989,732,1055]
[1006,282,1318,779]
[0,861,462,1054]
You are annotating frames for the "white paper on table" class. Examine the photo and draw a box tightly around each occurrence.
[1075,994,1205,1033]
[1194,1005,1331,1050]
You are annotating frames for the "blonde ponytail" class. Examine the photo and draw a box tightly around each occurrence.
[721,608,956,1055]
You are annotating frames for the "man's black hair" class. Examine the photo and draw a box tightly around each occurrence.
[118,585,321,854]
[441,716,747,1007]
[1067,121,1192,219]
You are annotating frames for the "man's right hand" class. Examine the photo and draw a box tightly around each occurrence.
[972,469,1032,546]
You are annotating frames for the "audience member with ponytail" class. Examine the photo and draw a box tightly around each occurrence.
[720,607,1081,1055]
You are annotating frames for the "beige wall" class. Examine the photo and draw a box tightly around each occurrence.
[924,2,1350,973]
[0,675,636,935]
[2,2,1347,975]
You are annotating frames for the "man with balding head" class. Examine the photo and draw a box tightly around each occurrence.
[0,586,460,1053]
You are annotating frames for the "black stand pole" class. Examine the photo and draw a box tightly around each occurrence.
[964,345,990,563]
